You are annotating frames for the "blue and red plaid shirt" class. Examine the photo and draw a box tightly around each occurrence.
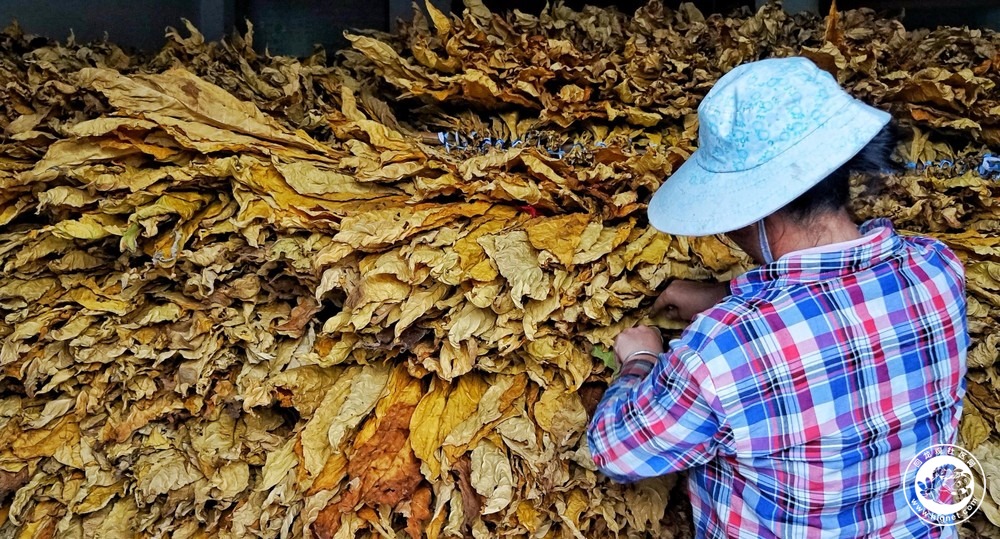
[587,219,969,538]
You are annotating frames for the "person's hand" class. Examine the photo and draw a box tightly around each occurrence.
[652,280,729,322]
[614,326,664,368]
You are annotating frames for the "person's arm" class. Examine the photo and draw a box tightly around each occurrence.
[653,280,730,321]
[587,336,725,482]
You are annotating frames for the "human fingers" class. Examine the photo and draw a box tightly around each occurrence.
[651,279,680,313]
[613,326,665,361]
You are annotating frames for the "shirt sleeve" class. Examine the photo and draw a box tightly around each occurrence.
[586,344,724,483]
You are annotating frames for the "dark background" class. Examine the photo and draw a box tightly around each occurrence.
[0,0,996,56]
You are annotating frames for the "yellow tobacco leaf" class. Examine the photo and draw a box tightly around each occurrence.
[968,333,999,369]
[67,117,158,137]
[98,395,187,444]
[934,230,1000,258]
[190,410,239,467]
[346,34,429,91]
[556,489,592,537]
[454,224,499,275]
[36,186,99,209]
[621,226,667,269]
[26,139,140,181]
[967,262,1000,291]
[14,512,55,539]
[691,235,745,272]
[336,366,424,514]
[574,220,635,265]
[297,366,372,478]
[339,84,368,123]
[495,174,544,204]
[433,339,477,381]
[76,67,331,154]
[524,213,590,267]
[258,438,297,492]
[411,375,489,480]
[305,453,348,496]
[522,294,560,341]
[463,0,493,23]
[396,282,451,338]
[23,398,73,430]
[73,483,123,515]
[326,365,391,448]
[64,288,131,316]
[409,380,450,481]
[470,439,513,515]
[447,302,497,345]
[458,69,503,103]
[625,107,663,127]
[353,365,422,446]
[516,500,543,533]
[443,374,526,461]
[341,87,416,152]
[275,161,399,199]
[959,398,991,450]
[623,475,674,533]
[521,153,572,186]
[0,279,57,304]
[457,148,522,180]
[412,42,461,73]
[210,461,250,500]
[468,259,499,282]
[452,210,518,271]
[533,383,588,446]
[478,231,550,308]
[52,213,126,240]
[524,336,592,390]
[425,0,452,38]
[270,365,342,419]
[354,159,427,183]
[12,416,79,461]
[330,202,491,253]
[90,497,139,537]
[134,449,204,503]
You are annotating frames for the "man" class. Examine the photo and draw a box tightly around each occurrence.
[587,57,969,538]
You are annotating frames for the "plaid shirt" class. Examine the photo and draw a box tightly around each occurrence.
[587,219,969,538]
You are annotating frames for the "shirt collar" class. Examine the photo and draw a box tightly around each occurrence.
[730,218,901,296]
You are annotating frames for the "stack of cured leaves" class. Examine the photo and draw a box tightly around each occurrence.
[0,1,999,538]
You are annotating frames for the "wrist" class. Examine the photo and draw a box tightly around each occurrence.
[623,349,660,363]
[619,355,657,378]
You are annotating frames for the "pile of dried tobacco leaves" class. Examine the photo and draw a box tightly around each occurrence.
[0,1,998,537]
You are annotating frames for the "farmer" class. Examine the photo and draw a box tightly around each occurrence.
[587,57,968,538]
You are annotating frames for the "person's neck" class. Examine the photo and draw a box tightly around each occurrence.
[766,211,862,260]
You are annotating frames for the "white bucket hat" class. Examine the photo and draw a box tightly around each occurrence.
[647,57,892,236]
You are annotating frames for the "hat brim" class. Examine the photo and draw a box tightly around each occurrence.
[647,99,892,236]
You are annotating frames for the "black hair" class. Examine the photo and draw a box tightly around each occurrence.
[779,123,898,222]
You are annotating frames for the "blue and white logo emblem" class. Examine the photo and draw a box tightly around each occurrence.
[905,444,984,526]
